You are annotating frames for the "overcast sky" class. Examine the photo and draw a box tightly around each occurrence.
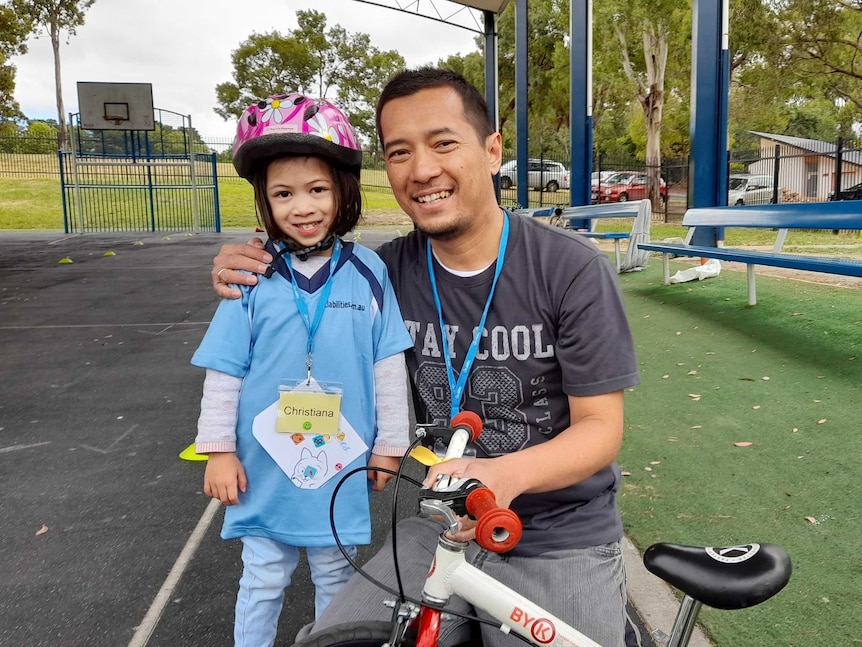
[11,0,483,141]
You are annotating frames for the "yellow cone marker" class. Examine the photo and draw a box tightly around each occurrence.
[104,251,116,257]
[58,257,73,264]
[133,241,144,246]
[179,443,208,462]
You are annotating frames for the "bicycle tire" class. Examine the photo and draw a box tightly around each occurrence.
[290,621,416,647]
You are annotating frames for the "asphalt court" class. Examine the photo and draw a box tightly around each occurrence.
[0,229,661,647]
[0,229,419,647]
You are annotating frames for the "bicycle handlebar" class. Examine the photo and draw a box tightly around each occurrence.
[446,411,483,458]
[420,411,524,554]
[466,486,523,553]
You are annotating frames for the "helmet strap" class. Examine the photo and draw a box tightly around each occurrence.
[281,234,337,262]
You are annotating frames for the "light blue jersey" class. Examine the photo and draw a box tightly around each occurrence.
[192,241,412,547]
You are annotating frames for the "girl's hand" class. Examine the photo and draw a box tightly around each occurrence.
[203,452,248,505]
[367,454,400,491]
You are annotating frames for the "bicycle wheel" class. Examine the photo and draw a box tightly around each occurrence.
[290,621,416,647]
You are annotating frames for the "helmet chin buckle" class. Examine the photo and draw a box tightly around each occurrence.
[283,234,336,261]
[264,235,337,277]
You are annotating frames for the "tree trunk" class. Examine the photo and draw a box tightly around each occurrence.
[50,18,67,150]
[643,91,663,212]
[643,24,667,214]
[614,18,669,212]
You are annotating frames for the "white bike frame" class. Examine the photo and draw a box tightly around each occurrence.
[418,533,602,647]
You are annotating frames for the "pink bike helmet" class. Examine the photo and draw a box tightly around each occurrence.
[232,93,362,179]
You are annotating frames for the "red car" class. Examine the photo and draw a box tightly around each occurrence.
[592,171,667,203]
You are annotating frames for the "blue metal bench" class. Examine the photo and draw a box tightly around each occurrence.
[515,201,650,272]
[637,201,862,305]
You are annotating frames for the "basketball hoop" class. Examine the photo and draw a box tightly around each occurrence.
[104,115,126,126]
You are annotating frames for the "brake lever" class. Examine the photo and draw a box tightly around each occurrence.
[418,478,486,533]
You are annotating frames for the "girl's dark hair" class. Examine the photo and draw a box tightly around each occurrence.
[375,67,495,147]
[250,157,362,243]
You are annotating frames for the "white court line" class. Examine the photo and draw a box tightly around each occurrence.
[0,441,52,454]
[127,497,221,647]
[0,322,211,330]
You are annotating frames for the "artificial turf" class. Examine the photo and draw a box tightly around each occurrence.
[617,257,862,646]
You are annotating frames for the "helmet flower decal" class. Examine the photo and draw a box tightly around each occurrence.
[232,93,362,180]
[307,110,339,143]
[262,96,287,124]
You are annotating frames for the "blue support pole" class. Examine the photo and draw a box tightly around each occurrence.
[515,0,529,209]
[569,0,592,209]
[484,10,502,201]
[689,0,730,246]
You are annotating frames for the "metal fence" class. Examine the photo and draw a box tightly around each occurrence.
[730,136,862,203]
[58,151,221,233]
[5,133,860,225]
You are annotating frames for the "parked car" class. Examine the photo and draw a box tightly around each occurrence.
[829,180,862,201]
[727,174,778,205]
[592,171,667,203]
[499,159,570,192]
[591,170,618,187]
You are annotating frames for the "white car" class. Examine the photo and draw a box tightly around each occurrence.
[728,174,779,206]
[499,159,570,192]
[591,171,618,187]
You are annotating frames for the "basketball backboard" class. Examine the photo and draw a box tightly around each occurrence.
[77,82,155,131]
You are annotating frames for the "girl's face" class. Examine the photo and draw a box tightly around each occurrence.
[265,156,336,253]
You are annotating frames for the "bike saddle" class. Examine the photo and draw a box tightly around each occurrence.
[643,542,791,610]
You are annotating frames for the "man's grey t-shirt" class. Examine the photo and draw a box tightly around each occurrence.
[378,212,640,556]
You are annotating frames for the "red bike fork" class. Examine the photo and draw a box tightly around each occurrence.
[416,606,442,647]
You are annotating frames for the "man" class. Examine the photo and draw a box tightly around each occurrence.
[212,67,639,647]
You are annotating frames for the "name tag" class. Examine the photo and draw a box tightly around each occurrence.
[277,390,341,435]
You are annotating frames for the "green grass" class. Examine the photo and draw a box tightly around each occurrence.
[0,176,401,230]
[617,259,862,646]
[596,219,862,249]
[0,177,66,228]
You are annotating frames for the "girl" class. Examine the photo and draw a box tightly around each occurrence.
[192,93,412,647]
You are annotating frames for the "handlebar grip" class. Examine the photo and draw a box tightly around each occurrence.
[466,487,523,553]
[451,411,483,442]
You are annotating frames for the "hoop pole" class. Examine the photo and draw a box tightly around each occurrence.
[68,112,85,233]
[188,115,200,231]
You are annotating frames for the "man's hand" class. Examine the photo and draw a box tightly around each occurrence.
[212,238,270,299]
[203,452,248,505]
[424,457,517,510]
[367,454,400,491]
[423,457,513,543]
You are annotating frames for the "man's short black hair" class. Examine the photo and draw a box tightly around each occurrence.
[375,67,495,147]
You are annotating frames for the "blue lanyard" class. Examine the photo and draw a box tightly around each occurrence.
[427,213,510,419]
[284,239,342,382]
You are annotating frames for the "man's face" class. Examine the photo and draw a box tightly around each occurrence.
[379,86,502,240]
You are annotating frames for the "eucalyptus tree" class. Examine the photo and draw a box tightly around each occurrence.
[336,39,404,151]
[778,0,862,119]
[592,1,692,208]
[0,2,31,120]
[214,10,403,146]
[12,0,96,148]
[214,31,315,121]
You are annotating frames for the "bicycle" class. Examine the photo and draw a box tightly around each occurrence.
[296,412,792,647]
